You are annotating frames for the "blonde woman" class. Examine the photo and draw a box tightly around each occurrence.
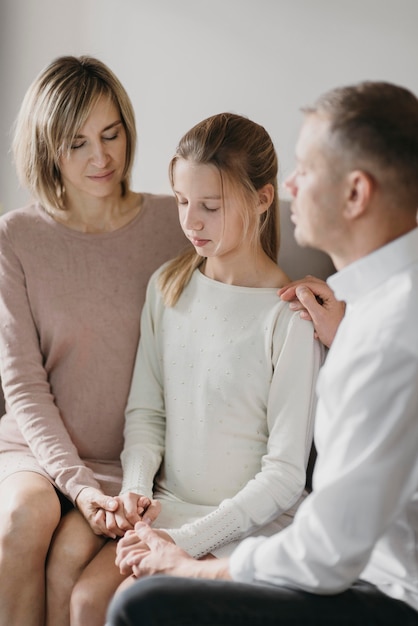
[0,55,188,626]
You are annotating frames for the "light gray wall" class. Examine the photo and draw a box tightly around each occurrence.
[2,0,418,214]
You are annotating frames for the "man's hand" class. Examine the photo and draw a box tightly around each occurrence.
[279,275,345,348]
[115,523,231,581]
[116,523,190,577]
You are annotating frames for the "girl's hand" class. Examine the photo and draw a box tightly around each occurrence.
[105,493,162,536]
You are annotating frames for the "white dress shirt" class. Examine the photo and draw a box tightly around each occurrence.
[230,228,418,613]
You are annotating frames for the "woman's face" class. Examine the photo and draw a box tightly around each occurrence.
[58,95,127,203]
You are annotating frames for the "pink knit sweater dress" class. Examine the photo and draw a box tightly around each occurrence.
[0,194,187,503]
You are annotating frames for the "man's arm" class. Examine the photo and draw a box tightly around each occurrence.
[116,522,231,580]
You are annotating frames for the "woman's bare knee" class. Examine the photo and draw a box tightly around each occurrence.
[0,473,61,558]
[0,473,61,626]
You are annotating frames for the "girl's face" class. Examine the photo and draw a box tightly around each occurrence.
[58,95,127,203]
[172,158,245,260]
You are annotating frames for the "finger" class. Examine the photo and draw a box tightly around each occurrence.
[134,522,164,549]
[137,496,151,512]
[102,497,119,512]
[116,541,147,572]
[104,510,123,538]
[295,286,324,320]
[299,310,313,322]
[116,529,141,553]
[278,284,298,300]
[142,500,161,525]
[92,509,116,538]
[288,300,305,312]
[123,497,144,526]
[114,509,135,532]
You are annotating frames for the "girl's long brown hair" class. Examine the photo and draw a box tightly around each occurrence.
[159,112,280,306]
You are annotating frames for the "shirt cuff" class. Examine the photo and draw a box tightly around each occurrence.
[229,536,267,582]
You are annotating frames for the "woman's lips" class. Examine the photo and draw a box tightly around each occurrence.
[88,170,115,182]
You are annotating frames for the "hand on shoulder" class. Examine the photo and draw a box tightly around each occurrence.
[279,275,346,348]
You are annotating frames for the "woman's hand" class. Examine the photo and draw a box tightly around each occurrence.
[279,275,346,348]
[75,487,121,538]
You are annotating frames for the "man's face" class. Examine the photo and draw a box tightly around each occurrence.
[284,113,346,255]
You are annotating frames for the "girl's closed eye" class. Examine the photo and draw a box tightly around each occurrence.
[202,203,220,212]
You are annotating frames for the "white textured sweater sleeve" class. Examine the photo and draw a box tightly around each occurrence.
[167,312,323,558]
[121,272,166,498]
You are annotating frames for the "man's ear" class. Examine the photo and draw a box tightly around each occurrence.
[344,170,374,220]
[257,183,275,214]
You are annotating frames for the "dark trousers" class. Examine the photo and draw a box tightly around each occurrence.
[106,575,418,626]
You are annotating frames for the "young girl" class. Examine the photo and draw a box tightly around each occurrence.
[71,112,323,624]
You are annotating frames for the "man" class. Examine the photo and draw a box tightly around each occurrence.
[107,81,418,625]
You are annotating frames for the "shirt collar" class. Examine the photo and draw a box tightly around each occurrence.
[327,227,418,304]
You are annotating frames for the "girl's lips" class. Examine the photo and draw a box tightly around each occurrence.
[190,237,210,247]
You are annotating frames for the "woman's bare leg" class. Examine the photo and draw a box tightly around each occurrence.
[0,472,61,626]
[70,540,128,626]
[46,508,105,626]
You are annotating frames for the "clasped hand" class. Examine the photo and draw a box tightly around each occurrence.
[116,523,188,578]
[75,487,161,539]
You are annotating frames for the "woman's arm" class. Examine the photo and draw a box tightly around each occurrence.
[0,222,104,505]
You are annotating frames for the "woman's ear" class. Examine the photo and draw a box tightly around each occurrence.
[344,170,374,220]
[257,183,275,214]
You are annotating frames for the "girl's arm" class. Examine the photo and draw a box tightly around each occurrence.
[120,272,166,502]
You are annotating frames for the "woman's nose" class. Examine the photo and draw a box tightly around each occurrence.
[90,142,109,167]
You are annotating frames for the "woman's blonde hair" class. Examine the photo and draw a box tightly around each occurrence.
[12,55,137,212]
[159,112,280,306]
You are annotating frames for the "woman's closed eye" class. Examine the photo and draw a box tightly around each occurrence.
[70,132,119,150]
[103,132,119,142]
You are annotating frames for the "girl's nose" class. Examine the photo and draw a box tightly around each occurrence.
[182,205,204,231]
